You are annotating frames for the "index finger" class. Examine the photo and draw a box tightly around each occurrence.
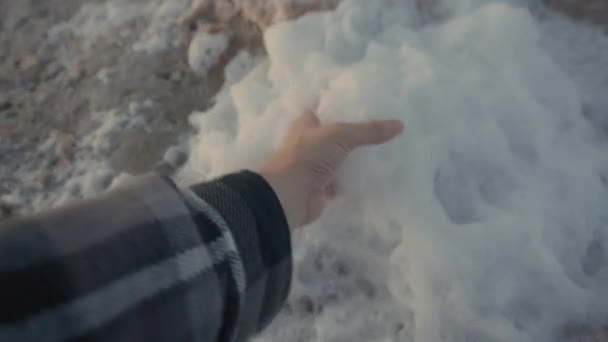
[333,119,404,148]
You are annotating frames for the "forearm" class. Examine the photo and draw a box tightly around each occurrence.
[0,172,292,341]
[186,171,292,338]
[0,175,226,341]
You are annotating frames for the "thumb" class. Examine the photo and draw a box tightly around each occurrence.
[334,119,404,148]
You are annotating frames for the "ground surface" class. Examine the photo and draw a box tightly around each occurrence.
[2,1,608,341]
[0,0,221,216]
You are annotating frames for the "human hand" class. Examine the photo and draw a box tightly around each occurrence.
[259,111,404,229]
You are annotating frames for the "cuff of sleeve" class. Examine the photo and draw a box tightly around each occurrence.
[189,171,292,332]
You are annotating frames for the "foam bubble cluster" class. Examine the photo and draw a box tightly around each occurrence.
[182,1,608,340]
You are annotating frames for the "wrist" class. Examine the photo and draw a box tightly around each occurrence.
[258,167,303,229]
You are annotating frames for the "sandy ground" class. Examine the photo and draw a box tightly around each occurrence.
[0,0,225,218]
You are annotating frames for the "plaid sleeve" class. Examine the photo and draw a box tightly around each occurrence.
[0,172,292,342]
[185,171,293,340]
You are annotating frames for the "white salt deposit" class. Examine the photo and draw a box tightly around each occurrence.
[183,0,341,30]
[187,29,230,76]
[10,101,152,213]
[49,0,145,48]
[132,0,192,53]
[180,0,608,341]
[50,0,190,54]
[224,50,260,85]
[163,144,188,168]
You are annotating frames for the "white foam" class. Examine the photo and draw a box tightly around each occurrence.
[187,30,230,76]
[539,12,608,137]
[181,1,608,341]
[224,50,260,85]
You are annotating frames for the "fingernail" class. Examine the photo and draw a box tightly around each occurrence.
[386,119,405,136]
